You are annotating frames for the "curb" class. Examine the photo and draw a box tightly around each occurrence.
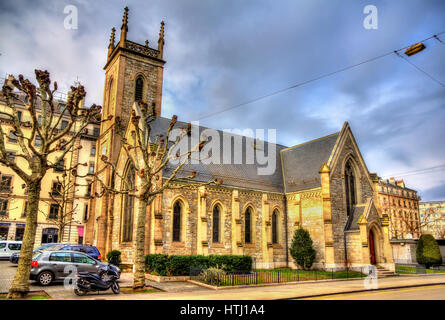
[280,282,445,300]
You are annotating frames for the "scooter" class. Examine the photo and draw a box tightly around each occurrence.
[74,265,120,296]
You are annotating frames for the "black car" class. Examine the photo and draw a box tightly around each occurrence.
[10,243,102,264]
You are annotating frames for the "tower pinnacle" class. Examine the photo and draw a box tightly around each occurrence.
[119,6,129,48]
[108,27,116,56]
[158,21,165,59]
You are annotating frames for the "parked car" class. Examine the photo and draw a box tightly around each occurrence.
[10,243,101,264]
[30,250,120,286]
[0,241,22,260]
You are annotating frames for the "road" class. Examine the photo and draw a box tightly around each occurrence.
[299,284,445,300]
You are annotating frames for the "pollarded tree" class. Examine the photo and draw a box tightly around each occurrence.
[416,234,442,268]
[0,71,104,298]
[290,228,316,270]
[83,100,220,290]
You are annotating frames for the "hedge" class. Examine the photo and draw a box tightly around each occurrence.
[145,254,252,276]
[106,250,122,266]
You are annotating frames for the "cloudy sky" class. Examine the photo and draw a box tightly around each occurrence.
[1,0,444,200]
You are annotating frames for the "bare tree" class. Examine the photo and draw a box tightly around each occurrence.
[40,172,78,242]
[84,100,220,290]
[0,70,103,298]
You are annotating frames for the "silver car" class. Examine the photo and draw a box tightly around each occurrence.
[30,250,120,286]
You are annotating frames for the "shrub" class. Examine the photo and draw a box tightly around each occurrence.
[145,254,169,276]
[416,234,442,268]
[106,250,122,266]
[290,228,316,269]
[144,254,252,276]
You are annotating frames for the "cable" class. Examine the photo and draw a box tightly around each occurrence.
[394,51,445,88]
[381,165,445,179]
[196,31,445,120]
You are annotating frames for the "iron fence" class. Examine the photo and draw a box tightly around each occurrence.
[190,267,368,287]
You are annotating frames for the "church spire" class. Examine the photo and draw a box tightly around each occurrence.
[119,6,129,48]
[157,21,165,59]
[108,27,116,56]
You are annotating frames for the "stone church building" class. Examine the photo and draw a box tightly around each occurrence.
[85,7,394,271]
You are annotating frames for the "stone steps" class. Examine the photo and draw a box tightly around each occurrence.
[375,266,398,278]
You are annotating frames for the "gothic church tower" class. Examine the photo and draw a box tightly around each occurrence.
[85,7,166,254]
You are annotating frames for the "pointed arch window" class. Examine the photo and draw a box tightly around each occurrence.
[344,160,356,216]
[245,207,252,243]
[172,201,182,242]
[135,76,144,102]
[212,205,221,243]
[272,210,278,244]
[122,165,135,242]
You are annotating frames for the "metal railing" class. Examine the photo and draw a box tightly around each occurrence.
[190,267,367,287]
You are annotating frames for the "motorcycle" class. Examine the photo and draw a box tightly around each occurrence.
[74,265,120,296]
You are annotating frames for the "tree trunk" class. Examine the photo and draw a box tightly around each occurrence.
[7,181,41,299]
[132,197,147,289]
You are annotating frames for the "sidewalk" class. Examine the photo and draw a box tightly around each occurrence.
[77,274,445,300]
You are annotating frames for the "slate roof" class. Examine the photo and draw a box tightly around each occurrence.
[345,205,366,231]
[149,117,287,193]
[145,117,341,194]
[280,132,340,192]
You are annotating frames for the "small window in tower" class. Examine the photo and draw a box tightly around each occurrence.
[135,77,144,102]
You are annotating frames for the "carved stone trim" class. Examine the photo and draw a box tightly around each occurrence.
[266,221,271,226]
[154,239,163,246]
[362,242,368,247]
[201,241,208,247]
[325,242,334,247]
[201,217,208,223]
[236,241,243,248]
[235,219,242,225]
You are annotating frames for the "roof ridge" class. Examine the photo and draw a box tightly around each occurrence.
[280,131,340,152]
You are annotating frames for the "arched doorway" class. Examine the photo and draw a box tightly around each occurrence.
[369,229,376,265]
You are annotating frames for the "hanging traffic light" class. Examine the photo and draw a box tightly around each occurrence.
[404,42,426,56]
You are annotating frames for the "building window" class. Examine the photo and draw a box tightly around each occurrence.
[51,181,62,196]
[35,134,42,147]
[272,210,279,244]
[58,103,66,113]
[6,151,15,163]
[212,205,221,243]
[54,159,65,172]
[0,199,8,216]
[0,176,13,192]
[172,201,182,242]
[86,181,92,197]
[344,160,356,216]
[22,201,28,217]
[49,204,59,219]
[93,127,100,137]
[17,111,22,121]
[0,226,8,240]
[38,115,42,127]
[41,228,58,244]
[15,227,25,241]
[245,207,252,243]
[61,120,69,130]
[88,163,95,174]
[83,204,89,221]
[8,130,18,143]
[135,76,144,101]
[91,146,96,156]
[121,165,135,242]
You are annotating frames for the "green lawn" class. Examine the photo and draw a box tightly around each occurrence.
[200,268,365,287]
[396,265,445,274]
